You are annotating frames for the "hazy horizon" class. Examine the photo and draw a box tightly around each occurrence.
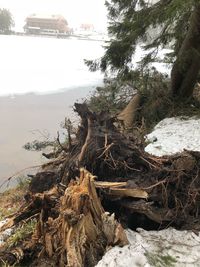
[0,34,104,183]
[0,35,104,96]
[0,0,108,31]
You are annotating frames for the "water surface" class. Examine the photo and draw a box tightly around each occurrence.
[0,35,103,96]
[0,35,104,187]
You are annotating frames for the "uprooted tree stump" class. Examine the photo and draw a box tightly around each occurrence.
[39,168,128,267]
[0,169,128,267]
[1,103,200,266]
[50,102,152,186]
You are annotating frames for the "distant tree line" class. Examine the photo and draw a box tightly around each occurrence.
[0,8,14,34]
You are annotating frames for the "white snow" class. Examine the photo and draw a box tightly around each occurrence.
[133,46,171,75]
[0,35,104,96]
[0,219,12,246]
[0,228,12,246]
[96,228,200,267]
[145,117,200,156]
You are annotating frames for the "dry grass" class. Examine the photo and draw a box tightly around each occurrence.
[6,219,37,248]
[0,178,29,220]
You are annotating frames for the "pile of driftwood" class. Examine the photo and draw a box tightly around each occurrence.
[1,103,200,266]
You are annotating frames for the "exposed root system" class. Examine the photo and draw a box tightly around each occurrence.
[1,103,200,266]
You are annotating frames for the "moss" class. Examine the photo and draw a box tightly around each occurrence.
[6,219,36,248]
[145,251,177,267]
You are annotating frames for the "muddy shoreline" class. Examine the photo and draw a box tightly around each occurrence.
[0,87,92,187]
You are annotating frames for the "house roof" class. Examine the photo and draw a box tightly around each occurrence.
[27,14,66,21]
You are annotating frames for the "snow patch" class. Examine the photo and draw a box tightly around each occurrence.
[0,228,12,246]
[0,219,12,246]
[145,117,200,156]
[96,228,200,267]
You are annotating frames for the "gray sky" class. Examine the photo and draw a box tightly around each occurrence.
[0,0,107,31]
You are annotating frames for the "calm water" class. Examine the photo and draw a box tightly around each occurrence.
[0,35,104,96]
[0,35,104,188]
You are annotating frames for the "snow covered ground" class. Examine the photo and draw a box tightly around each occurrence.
[96,228,200,267]
[145,117,200,156]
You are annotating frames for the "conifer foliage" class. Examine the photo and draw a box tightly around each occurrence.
[0,9,14,34]
[100,0,200,100]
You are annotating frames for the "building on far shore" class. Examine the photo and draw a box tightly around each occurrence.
[24,14,73,35]
[80,23,94,32]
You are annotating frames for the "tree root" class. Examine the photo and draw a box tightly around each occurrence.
[1,103,200,266]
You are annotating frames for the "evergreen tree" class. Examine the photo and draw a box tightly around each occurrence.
[0,9,14,34]
[98,0,200,100]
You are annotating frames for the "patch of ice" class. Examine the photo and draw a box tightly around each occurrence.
[145,117,200,156]
[96,228,200,267]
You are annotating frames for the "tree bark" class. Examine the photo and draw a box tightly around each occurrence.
[117,94,141,129]
[171,3,200,100]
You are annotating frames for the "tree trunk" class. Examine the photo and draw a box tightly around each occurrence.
[171,3,200,100]
[117,94,141,129]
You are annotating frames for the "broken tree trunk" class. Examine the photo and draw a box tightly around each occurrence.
[42,168,128,267]
[117,93,141,129]
[0,169,128,267]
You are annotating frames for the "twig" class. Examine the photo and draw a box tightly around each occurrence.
[140,156,159,169]
[57,131,68,153]
[0,164,43,190]
[109,151,117,168]
[161,182,168,208]
[104,133,108,148]
[21,213,40,224]
[65,118,72,150]
[189,169,199,188]
[147,156,168,164]
[123,161,141,172]
[142,179,167,190]
[97,143,114,159]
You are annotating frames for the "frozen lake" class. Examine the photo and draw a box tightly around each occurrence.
[0,35,104,186]
[0,34,104,96]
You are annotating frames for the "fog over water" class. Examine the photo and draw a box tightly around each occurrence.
[0,35,104,96]
[0,35,104,187]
